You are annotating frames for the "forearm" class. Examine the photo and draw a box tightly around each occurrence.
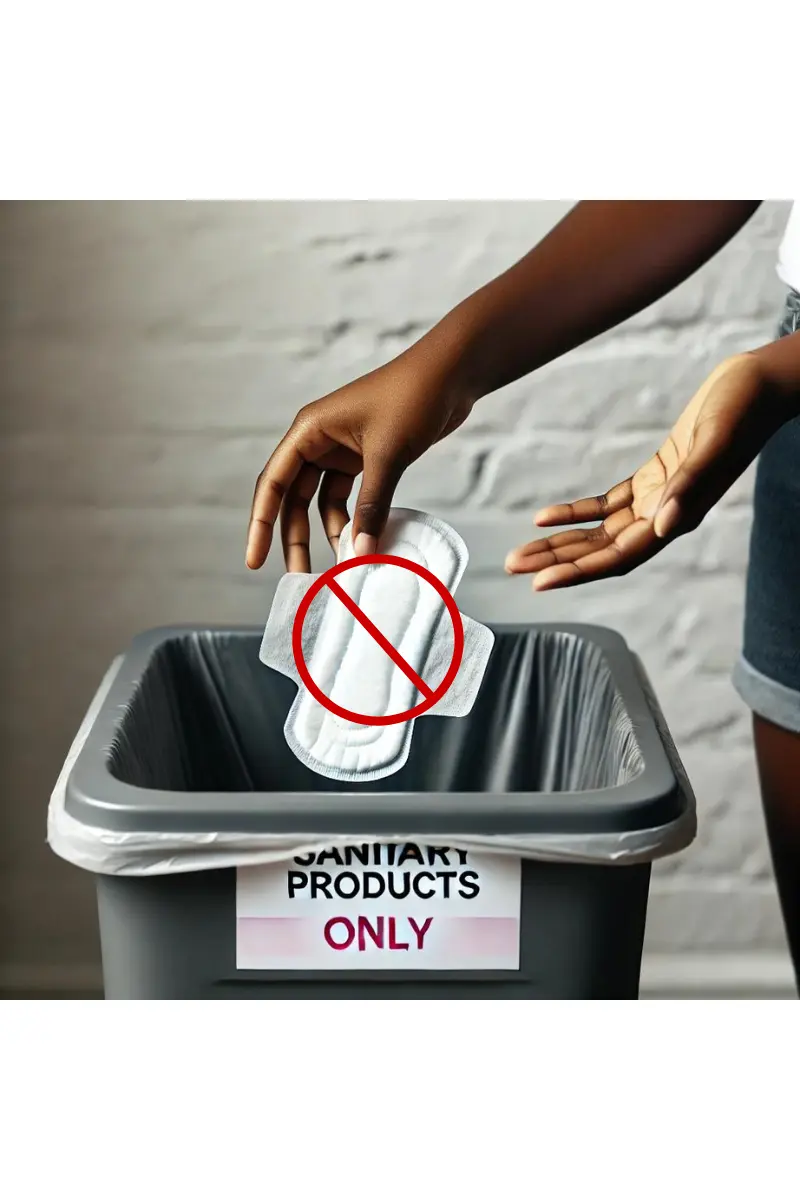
[412,200,762,400]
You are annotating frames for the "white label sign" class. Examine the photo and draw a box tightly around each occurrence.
[236,843,521,971]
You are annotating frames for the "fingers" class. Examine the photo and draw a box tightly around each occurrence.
[534,479,633,527]
[246,436,306,569]
[280,462,323,573]
[506,508,637,575]
[505,529,591,575]
[506,512,656,591]
[351,452,406,556]
[318,470,355,560]
[533,518,654,591]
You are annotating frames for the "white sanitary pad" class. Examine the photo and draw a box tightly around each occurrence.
[259,509,495,782]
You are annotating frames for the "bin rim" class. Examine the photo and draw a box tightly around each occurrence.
[63,623,688,840]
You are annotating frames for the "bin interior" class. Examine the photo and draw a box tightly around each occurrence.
[108,629,644,796]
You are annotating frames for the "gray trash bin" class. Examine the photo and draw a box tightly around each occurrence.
[49,624,695,999]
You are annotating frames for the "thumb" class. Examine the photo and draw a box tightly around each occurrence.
[351,452,405,555]
[653,416,741,539]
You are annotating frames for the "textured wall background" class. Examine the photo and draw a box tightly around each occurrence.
[0,200,793,992]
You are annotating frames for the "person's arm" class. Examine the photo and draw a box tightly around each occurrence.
[505,329,800,590]
[248,201,763,569]
[418,200,762,402]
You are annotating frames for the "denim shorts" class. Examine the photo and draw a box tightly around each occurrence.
[732,288,800,732]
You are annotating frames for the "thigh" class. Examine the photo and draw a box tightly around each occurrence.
[753,714,800,989]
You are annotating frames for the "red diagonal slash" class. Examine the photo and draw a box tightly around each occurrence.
[325,577,434,700]
[292,554,463,728]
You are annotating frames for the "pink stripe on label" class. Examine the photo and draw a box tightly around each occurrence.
[237,917,311,959]
[236,915,520,970]
[443,917,520,957]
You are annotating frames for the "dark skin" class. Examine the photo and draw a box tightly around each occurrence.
[249,201,800,988]
[506,347,800,589]
[246,201,768,570]
[754,716,800,990]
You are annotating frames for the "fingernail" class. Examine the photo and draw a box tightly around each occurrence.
[354,533,377,557]
[654,498,680,539]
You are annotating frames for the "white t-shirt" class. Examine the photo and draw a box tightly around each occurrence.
[777,201,800,292]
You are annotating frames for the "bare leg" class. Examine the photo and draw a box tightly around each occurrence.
[753,714,800,992]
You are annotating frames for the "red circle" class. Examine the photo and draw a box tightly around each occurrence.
[291,554,464,726]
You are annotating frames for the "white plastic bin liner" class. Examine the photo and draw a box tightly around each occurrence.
[48,634,696,877]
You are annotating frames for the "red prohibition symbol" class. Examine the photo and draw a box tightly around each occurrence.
[291,554,464,727]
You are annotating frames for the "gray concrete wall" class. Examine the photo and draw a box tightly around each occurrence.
[1,200,792,993]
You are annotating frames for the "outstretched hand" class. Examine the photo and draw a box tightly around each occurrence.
[505,354,784,590]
